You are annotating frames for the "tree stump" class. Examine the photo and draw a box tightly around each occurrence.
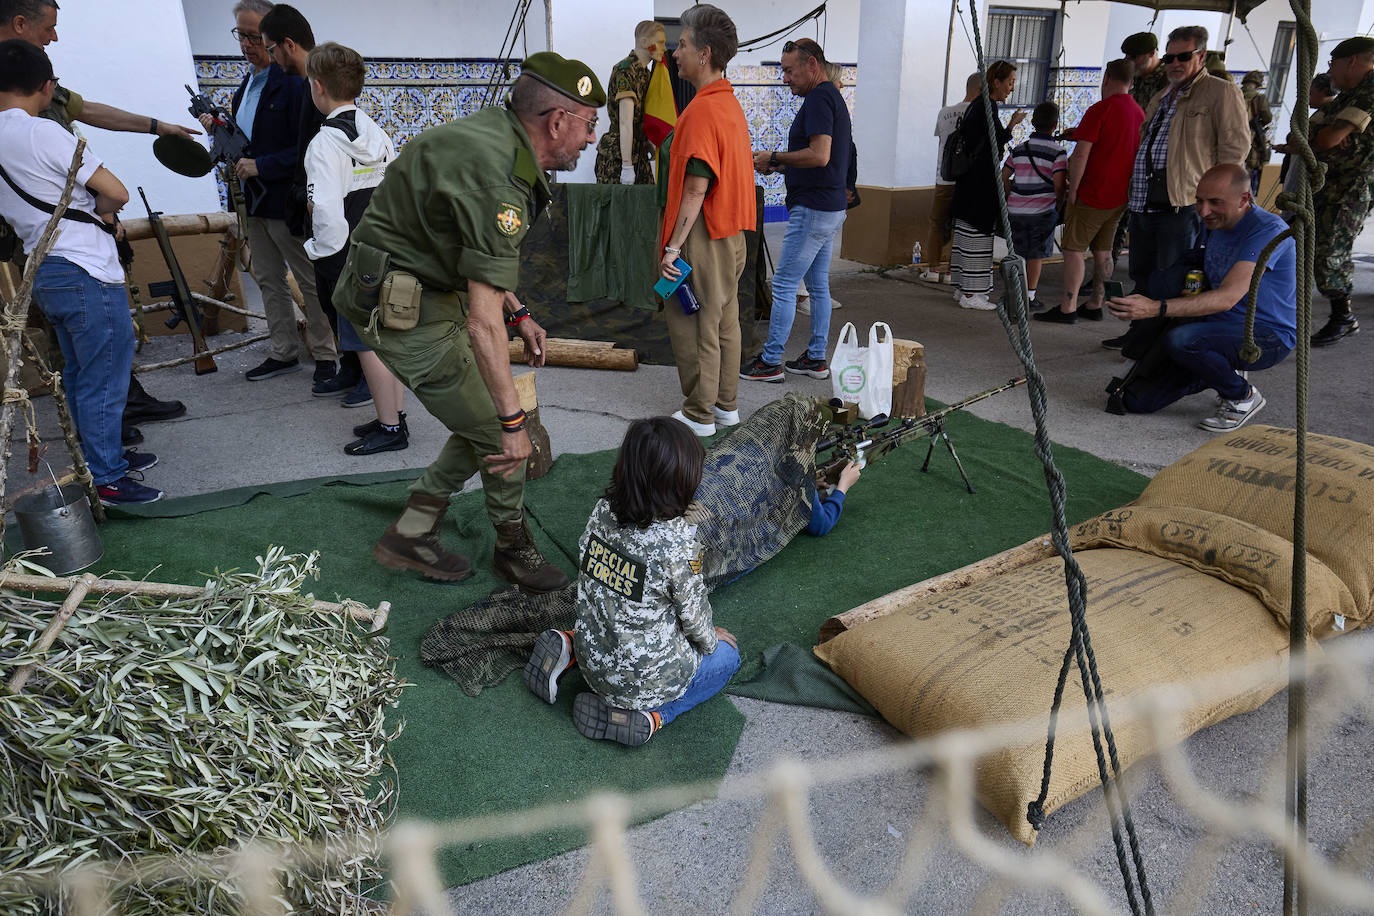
[514,371,553,480]
[891,338,926,418]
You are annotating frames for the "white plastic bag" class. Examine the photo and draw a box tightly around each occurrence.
[830,321,894,419]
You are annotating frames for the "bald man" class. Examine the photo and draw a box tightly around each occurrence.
[1107,164,1295,431]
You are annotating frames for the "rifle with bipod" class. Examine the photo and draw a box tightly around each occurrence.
[138,187,217,375]
[816,376,1027,493]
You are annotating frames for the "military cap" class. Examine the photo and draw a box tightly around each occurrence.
[1331,36,1374,60]
[153,133,213,178]
[1242,70,1265,86]
[1121,32,1157,57]
[1204,51,1229,78]
[519,51,607,107]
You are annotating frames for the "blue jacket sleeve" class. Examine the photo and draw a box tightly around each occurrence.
[806,489,847,537]
[252,71,306,183]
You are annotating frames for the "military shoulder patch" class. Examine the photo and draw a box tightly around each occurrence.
[496,202,524,236]
[581,534,646,602]
[688,551,703,575]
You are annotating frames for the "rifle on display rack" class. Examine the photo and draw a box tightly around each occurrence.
[816,376,1027,494]
[138,187,217,375]
[185,84,261,219]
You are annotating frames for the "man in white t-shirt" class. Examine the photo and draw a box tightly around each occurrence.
[0,39,161,505]
[921,72,982,283]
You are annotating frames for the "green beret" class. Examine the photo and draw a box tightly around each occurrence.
[1242,70,1265,86]
[1120,32,1157,57]
[519,51,606,107]
[1331,36,1374,60]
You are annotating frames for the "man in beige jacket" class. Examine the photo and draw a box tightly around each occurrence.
[1107,24,1249,348]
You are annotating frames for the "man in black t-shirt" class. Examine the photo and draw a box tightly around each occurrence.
[742,38,851,383]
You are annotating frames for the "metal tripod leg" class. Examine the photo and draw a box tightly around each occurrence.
[918,419,977,493]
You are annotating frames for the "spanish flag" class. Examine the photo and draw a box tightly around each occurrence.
[642,61,677,147]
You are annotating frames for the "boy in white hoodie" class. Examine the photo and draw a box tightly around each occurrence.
[303,42,406,455]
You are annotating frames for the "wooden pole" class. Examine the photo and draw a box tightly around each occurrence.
[0,569,390,632]
[118,211,236,242]
[20,335,104,522]
[133,331,270,374]
[6,572,96,693]
[508,338,638,371]
[816,533,1056,643]
[0,142,86,555]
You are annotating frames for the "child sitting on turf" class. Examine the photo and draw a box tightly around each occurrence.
[524,417,739,747]
[1001,101,1066,306]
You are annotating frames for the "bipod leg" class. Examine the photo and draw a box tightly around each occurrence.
[921,433,938,473]
[941,427,976,494]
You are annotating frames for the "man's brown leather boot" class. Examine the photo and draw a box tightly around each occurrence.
[373,492,473,582]
[493,518,569,593]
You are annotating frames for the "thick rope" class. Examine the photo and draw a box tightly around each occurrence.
[962,2,1152,912]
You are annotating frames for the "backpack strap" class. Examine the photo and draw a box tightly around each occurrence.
[0,161,114,235]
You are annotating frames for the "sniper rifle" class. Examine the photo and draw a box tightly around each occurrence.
[138,187,217,375]
[185,84,261,217]
[816,376,1027,494]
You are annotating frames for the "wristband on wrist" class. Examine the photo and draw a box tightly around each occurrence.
[504,306,531,327]
[498,409,527,433]
[1159,299,1168,319]
[769,151,778,169]
[664,245,681,255]
[149,118,158,135]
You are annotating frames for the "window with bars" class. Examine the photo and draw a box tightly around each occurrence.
[1267,22,1296,107]
[987,8,1056,108]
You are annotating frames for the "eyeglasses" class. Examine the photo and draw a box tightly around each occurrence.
[1160,49,1201,64]
[263,41,279,54]
[539,107,599,132]
[230,27,262,45]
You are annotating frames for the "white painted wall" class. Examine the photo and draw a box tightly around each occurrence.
[653,0,859,65]
[48,0,220,215]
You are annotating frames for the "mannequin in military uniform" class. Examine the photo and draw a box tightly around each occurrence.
[332,53,605,590]
[1310,37,1374,346]
[594,20,665,184]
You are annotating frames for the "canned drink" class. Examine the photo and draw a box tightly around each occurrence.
[1182,269,1205,296]
[677,281,700,315]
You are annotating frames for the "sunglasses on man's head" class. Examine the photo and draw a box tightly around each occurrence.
[1160,49,1201,64]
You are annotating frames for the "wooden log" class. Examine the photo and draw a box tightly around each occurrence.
[7,573,96,692]
[890,338,927,419]
[508,338,637,371]
[816,533,1056,644]
[0,570,389,632]
[514,372,554,480]
[119,211,236,242]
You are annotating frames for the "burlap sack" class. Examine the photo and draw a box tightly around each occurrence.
[1137,426,1374,621]
[1070,506,1360,637]
[814,548,1293,845]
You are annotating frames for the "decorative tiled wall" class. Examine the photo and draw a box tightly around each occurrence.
[193,56,856,214]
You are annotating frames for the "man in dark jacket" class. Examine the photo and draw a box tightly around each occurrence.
[208,0,336,384]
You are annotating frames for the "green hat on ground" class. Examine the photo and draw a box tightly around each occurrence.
[519,51,607,107]
[1242,70,1265,86]
[1121,32,1157,57]
[1331,36,1374,60]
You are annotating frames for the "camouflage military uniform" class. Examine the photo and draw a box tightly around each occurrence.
[572,498,719,710]
[1131,65,1169,113]
[1313,71,1374,298]
[593,53,654,184]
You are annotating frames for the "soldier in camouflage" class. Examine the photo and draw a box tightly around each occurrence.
[1311,37,1374,347]
[522,417,739,747]
[1123,32,1169,113]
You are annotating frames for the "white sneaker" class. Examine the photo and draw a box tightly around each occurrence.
[919,269,949,284]
[672,410,716,436]
[712,405,740,426]
[1198,386,1267,431]
[958,293,997,311]
[798,298,810,315]
[830,297,843,310]
[952,289,963,302]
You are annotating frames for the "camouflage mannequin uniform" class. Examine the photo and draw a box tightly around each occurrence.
[1312,39,1374,346]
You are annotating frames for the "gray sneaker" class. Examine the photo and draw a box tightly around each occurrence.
[1198,386,1266,431]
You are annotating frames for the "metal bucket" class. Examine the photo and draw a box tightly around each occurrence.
[14,483,103,575]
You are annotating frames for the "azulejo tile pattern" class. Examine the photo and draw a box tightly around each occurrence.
[193,56,856,212]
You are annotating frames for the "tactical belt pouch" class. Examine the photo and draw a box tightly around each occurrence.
[351,241,389,311]
[380,271,422,331]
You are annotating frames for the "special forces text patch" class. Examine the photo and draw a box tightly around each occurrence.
[581,534,646,602]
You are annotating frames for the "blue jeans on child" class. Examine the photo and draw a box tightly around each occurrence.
[650,640,741,725]
[31,257,134,485]
[762,205,847,365]
[1122,321,1290,414]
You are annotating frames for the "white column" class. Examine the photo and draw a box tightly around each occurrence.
[547,0,656,183]
[54,0,220,215]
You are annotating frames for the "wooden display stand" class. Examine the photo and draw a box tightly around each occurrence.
[891,338,926,418]
[514,371,553,480]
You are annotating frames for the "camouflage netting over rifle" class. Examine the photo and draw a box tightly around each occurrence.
[421,394,830,695]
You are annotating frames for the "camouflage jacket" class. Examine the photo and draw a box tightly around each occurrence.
[573,499,718,710]
[1314,70,1374,204]
[1131,65,1169,114]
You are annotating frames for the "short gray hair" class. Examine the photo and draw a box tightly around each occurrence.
[232,0,273,17]
[509,73,565,121]
[1167,25,1208,50]
[680,4,738,71]
[0,0,58,27]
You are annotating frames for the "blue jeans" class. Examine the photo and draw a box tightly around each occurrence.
[1127,208,1202,296]
[650,640,741,726]
[1122,321,1290,414]
[31,257,134,485]
[763,205,847,364]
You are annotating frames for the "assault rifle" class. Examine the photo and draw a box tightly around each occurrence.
[816,377,1027,494]
[185,84,261,216]
[138,187,217,375]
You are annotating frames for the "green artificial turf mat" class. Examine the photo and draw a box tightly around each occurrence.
[22,399,1145,887]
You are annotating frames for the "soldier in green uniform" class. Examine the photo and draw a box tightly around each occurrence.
[1311,37,1374,346]
[1123,32,1169,112]
[332,52,605,591]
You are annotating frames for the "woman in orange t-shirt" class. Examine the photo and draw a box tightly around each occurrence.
[658,4,757,437]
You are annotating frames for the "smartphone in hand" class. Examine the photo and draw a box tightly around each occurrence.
[1103,280,1124,300]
